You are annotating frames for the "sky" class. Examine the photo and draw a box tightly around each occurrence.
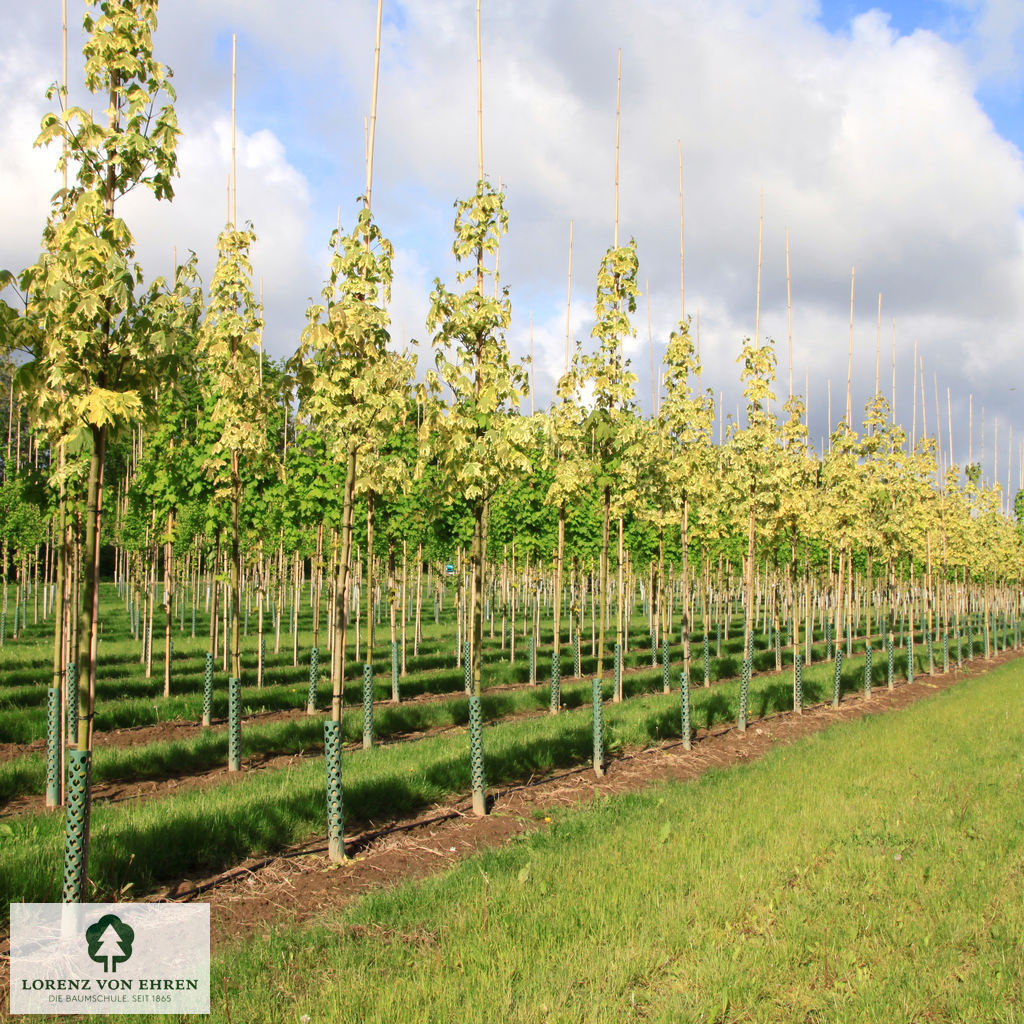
[1,0,1023,501]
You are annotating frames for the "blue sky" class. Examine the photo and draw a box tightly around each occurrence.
[817,0,1024,150]
[1,0,1023,496]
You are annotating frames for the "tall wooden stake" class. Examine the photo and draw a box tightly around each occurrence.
[529,313,535,416]
[678,139,685,320]
[754,188,763,351]
[785,226,792,400]
[564,220,573,374]
[947,387,953,470]
[231,34,237,226]
[366,0,383,207]
[614,48,621,248]
[875,293,882,396]
[846,266,854,427]
[646,281,655,415]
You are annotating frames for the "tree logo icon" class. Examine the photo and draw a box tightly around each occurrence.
[85,914,135,973]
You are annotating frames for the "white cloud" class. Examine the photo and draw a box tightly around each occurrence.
[1,0,1023,485]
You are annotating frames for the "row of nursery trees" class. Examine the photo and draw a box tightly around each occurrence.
[2,0,1023,900]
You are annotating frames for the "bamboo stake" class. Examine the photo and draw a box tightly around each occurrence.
[846,266,854,427]
[696,309,702,393]
[827,379,832,449]
[614,48,621,248]
[911,338,918,450]
[62,0,68,194]
[1007,426,1013,510]
[947,387,953,470]
[564,221,573,375]
[476,0,483,182]
[529,312,535,416]
[785,226,792,400]
[875,293,882,396]
[231,34,237,226]
[891,320,896,426]
[969,395,973,466]
[754,188,763,352]
[646,281,655,415]
[366,0,383,207]
[920,356,927,450]
[678,139,685,319]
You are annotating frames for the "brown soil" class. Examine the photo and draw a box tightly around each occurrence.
[157,650,1019,951]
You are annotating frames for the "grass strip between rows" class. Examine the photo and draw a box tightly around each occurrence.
[0,652,882,904]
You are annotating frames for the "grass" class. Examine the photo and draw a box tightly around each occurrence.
[211,656,1024,1024]
[0,650,870,905]
[21,642,1021,1023]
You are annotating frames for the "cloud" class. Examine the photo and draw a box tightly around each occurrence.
[1,0,1022,487]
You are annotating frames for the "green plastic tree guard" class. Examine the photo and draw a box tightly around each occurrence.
[680,670,692,751]
[738,655,751,731]
[591,677,605,777]
[831,649,843,708]
[228,677,241,772]
[463,642,471,695]
[863,644,872,697]
[469,694,486,815]
[529,634,536,684]
[907,630,915,683]
[362,664,374,749]
[66,662,78,743]
[324,720,344,861]
[703,633,710,687]
[794,655,803,713]
[887,634,895,689]
[61,749,91,903]
[391,642,400,703]
[662,643,670,695]
[202,652,214,727]
[46,687,60,809]
[550,653,560,715]
[307,647,319,715]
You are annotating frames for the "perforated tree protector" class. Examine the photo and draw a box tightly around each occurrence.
[362,664,374,749]
[62,749,91,903]
[228,677,241,771]
[591,677,604,776]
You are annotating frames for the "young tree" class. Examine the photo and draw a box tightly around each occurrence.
[657,317,714,690]
[291,204,413,858]
[198,225,275,688]
[17,0,181,901]
[420,178,532,812]
[580,241,640,701]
